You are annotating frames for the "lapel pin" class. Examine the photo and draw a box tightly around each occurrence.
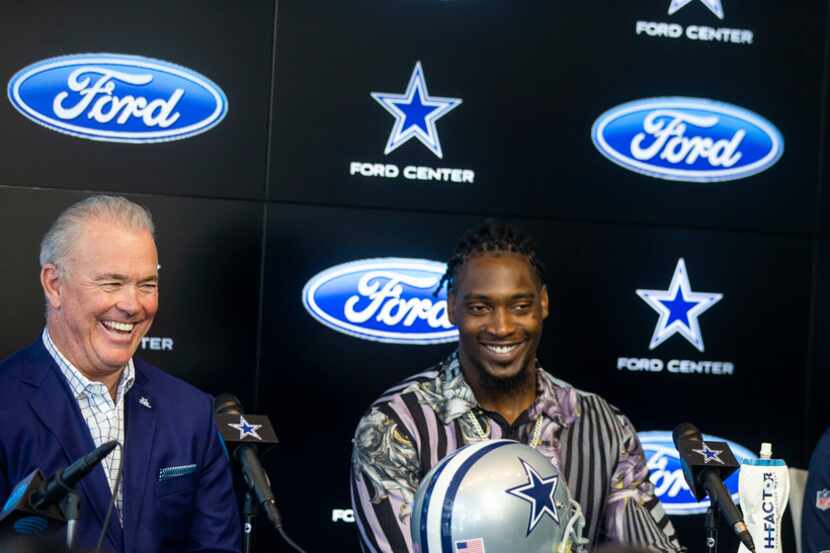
[139,396,152,409]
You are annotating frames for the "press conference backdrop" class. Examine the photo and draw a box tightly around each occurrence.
[0,1,827,552]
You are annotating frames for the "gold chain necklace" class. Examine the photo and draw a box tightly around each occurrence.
[466,411,544,448]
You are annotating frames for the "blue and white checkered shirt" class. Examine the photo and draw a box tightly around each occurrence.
[42,328,135,525]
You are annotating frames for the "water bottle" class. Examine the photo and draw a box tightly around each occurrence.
[737,443,789,553]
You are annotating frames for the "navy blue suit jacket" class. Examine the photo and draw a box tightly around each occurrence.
[0,339,241,553]
[804,427,830,553]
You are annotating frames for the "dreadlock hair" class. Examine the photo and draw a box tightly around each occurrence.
[435,220,545,296]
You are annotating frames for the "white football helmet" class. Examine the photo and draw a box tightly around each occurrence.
[411,440,587,553]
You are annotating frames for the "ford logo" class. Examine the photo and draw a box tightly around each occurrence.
[639,431,757,515]
[591,97,784,182]
[302,258,458,345]
[7,54,228,143]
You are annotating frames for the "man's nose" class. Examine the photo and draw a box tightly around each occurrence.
[115,285,141,314]
[486,307,515,337]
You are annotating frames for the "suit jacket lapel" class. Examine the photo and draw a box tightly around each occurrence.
[123,363,157,553]
[23,342,125,552]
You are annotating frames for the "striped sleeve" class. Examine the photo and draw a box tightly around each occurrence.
[605,409,683,553]
[350,405,421,553]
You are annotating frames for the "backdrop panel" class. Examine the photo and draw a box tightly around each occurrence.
[527,219,811,551]
[268,0,822,233]
[0,187,264,407]
[0,0,275,199]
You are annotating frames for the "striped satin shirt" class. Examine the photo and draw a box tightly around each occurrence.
[350,352,682,553]
[43,328,134,524]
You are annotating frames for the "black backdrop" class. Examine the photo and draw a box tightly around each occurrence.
[1,1,828,552]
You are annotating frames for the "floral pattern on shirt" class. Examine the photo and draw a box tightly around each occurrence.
[353,352,584,509]
[352,409,420,520]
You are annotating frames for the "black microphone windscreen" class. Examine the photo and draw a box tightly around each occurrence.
[215,393,243,416]
[30,440,120,510]
[672,422,702,447]
[78,440,117,469]
[64,440,117,482]
[96,440,118,458]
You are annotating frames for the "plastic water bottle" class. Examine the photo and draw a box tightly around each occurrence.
[737,443,790,553]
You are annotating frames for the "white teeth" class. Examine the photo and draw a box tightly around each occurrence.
[485,344,519,354]
[102,321,135,332]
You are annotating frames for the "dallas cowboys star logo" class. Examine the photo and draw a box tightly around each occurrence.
[228,416,263,440]
[636,258,722,352]
[668,0,724,19]
[506,459,560,536]
[692,442,725,464]
[370,61,462,159]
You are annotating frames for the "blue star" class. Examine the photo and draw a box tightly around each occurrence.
[636,258,722,352]
[506,459,560,536]
[668,0,724,19]
[659,289,700,327]
[371,61,462,159]
[228,415,263,440]
[692,442,725,464]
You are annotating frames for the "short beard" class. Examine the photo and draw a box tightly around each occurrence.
[476,362,533,395]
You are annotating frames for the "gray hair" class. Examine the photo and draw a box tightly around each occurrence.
[40,195,155,274]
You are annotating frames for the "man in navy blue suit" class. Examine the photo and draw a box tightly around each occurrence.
[0,195,241,553]
[804,427,830,553]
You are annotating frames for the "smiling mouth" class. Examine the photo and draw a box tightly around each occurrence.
[481,343,523,355]
[101,320,136,335]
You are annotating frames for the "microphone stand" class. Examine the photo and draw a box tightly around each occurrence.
[242,490,257,553]
[61,489,80,552]
[705,498,719,553]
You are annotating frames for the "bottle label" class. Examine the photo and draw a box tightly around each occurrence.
[738,461,789,553]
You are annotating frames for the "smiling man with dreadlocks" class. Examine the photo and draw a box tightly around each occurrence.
[350,221,682,553]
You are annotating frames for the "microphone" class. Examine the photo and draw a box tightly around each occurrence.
[215,394,282,529]
[30,440,118,510]
[0,440,118,540]
[672,423,755,552]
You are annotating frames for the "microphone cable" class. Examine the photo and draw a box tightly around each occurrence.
[94,441,124,553]
[278,525,310,553]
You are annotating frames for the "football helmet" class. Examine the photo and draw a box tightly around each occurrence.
[411,440,587,553]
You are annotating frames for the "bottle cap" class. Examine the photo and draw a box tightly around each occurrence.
[760,442,773,459]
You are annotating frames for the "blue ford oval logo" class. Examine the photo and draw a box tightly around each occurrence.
[7,54,228,143]
[591,97,784,182]
[302,258,458,345]
[639,431,757,515]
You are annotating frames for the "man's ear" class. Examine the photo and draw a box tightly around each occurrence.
[41,264,63,310]
[540,284,550,319]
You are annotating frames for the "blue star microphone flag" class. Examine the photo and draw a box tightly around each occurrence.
[673,423,756,552]
[215,395,309,553]
[673,423,740,500]
[215,408,278,445]
[214,395,282,529]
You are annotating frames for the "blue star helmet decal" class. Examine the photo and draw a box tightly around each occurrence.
[636,258,722,352]
[228,415,263,440]
[668,0,724,19]
[506,458,560,536]
[692,442,725,464]
[371,61,462,159]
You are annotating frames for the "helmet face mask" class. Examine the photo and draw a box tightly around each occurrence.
[411,440,587,553]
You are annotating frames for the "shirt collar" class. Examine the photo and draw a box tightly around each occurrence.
[42,327,135,403]
[432,350,580,428]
